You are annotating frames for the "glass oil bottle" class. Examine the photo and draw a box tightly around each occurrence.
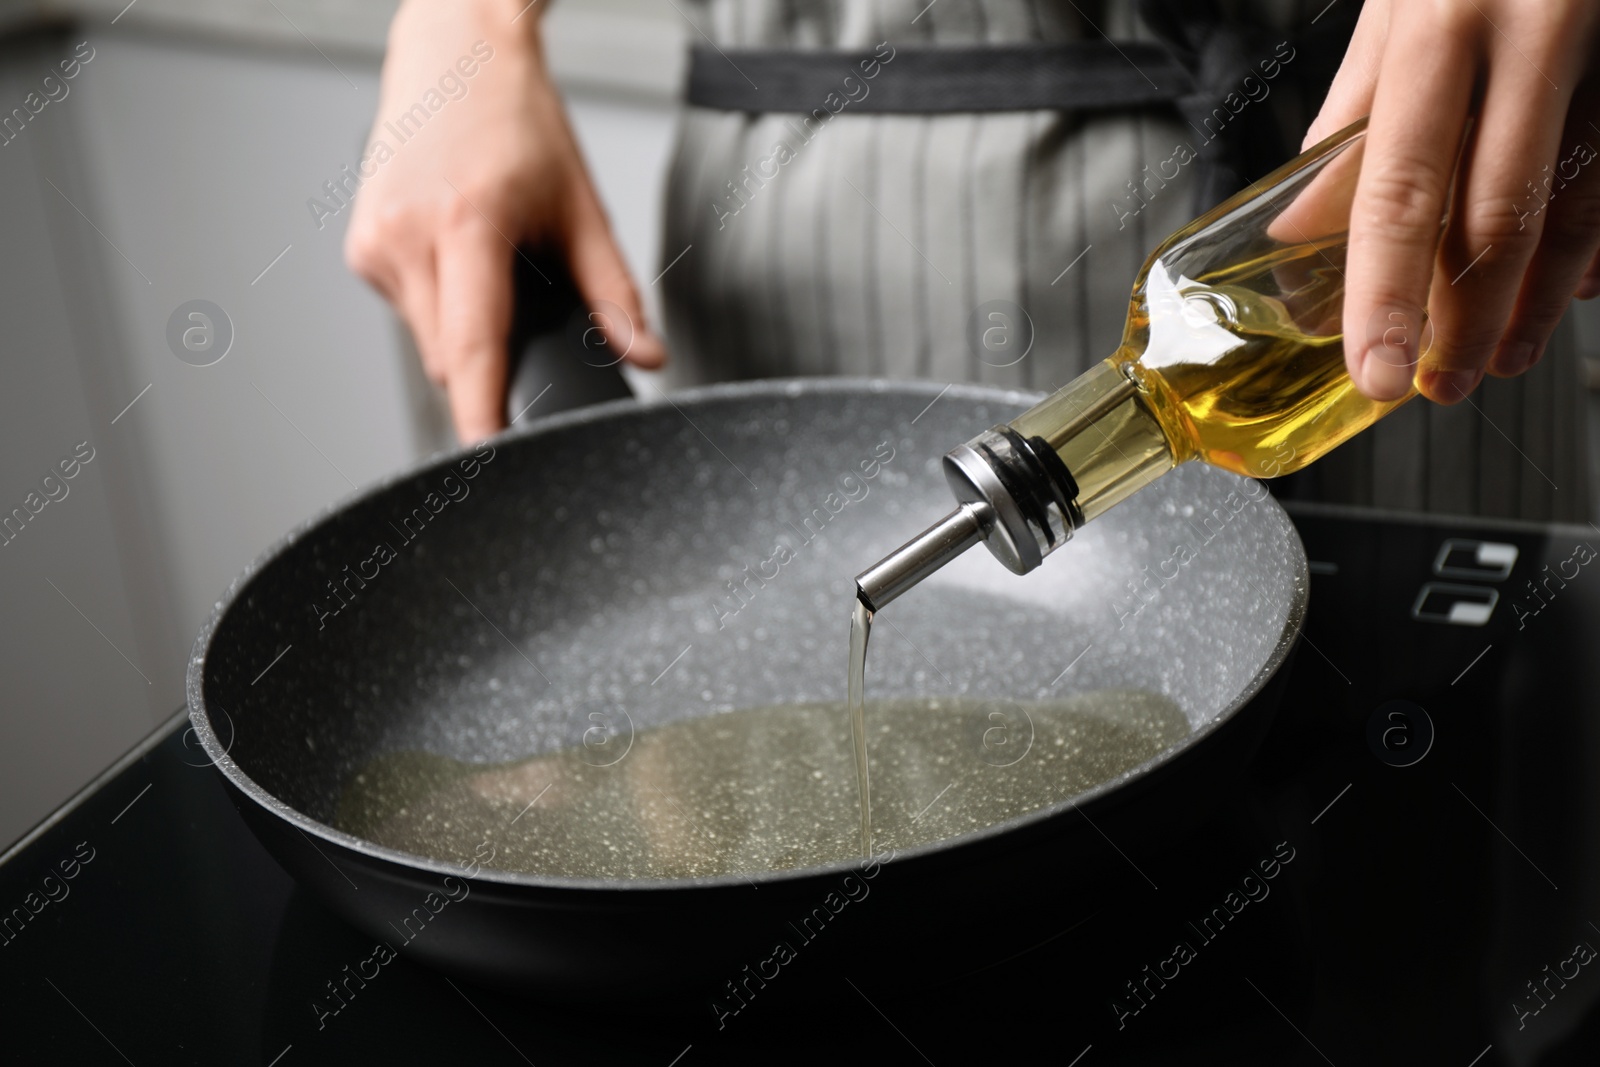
[857,118,1418,609]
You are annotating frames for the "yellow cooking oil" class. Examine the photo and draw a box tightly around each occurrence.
[1010,236,1414,526]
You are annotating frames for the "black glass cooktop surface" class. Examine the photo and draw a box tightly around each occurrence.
[4,504,1598,1065]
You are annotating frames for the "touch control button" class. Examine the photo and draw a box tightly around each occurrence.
[1412,583,1498,626]
[1433,538,1518,581]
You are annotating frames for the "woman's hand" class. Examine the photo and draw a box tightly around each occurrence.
[345,0,665,442]
[1305,0,1600,404]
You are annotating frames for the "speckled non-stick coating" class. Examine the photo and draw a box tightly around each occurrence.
[187,379,1307,890]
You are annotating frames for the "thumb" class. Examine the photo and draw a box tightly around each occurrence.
[564,185,668,370]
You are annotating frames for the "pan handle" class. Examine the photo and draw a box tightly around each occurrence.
[503,247,634,425]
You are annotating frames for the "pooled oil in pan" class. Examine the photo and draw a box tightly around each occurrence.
[335,689,1189,880]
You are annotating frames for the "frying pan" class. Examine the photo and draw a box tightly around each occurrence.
[187,380,1306,1002]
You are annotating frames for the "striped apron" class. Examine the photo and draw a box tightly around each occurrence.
[657,0,1589,521]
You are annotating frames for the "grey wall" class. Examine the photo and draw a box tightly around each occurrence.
[0,4,683,847]
[0,30,175,845]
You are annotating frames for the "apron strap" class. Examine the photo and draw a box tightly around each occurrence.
[685,42,1195,114]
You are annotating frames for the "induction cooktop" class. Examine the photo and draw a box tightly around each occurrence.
[4,502,1598,1065]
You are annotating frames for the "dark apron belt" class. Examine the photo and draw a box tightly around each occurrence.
[685,43,1194,113]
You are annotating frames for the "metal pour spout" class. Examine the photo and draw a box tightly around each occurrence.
[853,415,1094,611]
[854,501,992,612]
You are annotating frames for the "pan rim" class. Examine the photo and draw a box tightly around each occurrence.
[187,376,1308,895]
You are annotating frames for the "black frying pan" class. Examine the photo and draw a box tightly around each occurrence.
[187,379,1305,1002]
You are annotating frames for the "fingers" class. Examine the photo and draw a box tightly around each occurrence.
[436,209,515,442]
[1342,8,1478,402]
[397,256,444,384]
[347,205,444,384]
[563,184,668,370]
[1420,51,1574,402]
[1491,92,1600,376]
